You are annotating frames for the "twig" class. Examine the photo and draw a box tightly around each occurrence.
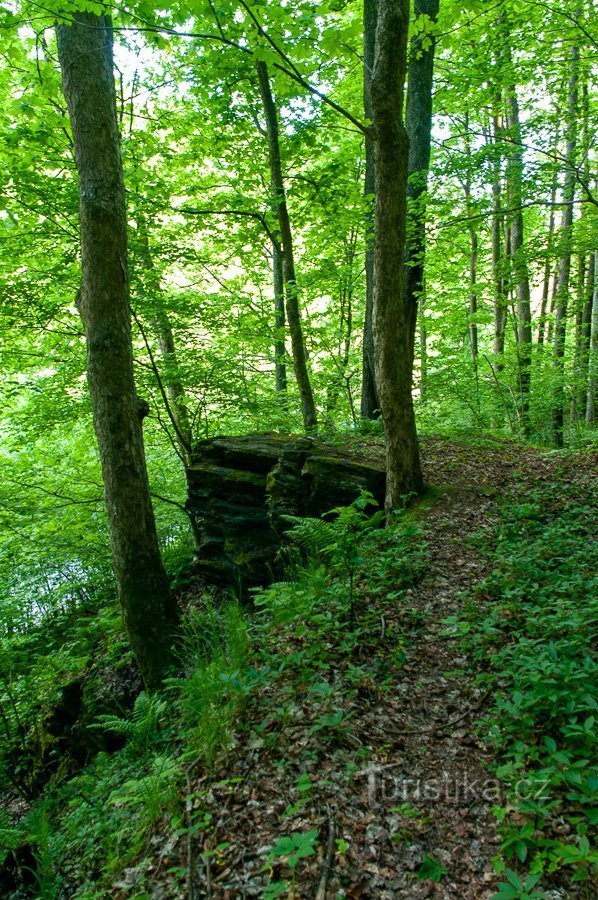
[185,773,199,900]
[203,841,213,899]
[315,814,336,900]
[388,689,492,736]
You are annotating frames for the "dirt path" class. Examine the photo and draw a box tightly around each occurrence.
[149,439,559,898]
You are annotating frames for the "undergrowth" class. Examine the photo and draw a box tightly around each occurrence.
[449,476,598,896]
[1,492,425,896]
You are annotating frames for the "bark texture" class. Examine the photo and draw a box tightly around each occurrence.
[552,41,579,447]
[504,72,532,432]
[360,0,380,419]
[256,61,317,430]
[370,0,424,514]
[491,104,507,364]
[272,243,288,397]
[537,157,559,346]
[405,0,439,366]
[586,251,598,424]
[56,13,179,690]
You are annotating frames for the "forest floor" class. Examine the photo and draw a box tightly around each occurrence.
[130,435,595,899]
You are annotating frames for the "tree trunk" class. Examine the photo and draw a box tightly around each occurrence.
[272,243,288,397]
[570,254,587,421]
[491,105,507,365]
[537,154,559,346]
[256,61,317,430]
[462,111,478,377]
[570,80,592,422]
[469,227,479,362]
[419,293,428,401]
[56,13,179,691]
[405,0,439,364]
[153,313,193,457]
[501,42,532,432]
[586,251,598,425]
[551,41,579,448]
[360,0,380,419]
[370,0,424,515]
[136,218,194,462]
[546,271,559,346]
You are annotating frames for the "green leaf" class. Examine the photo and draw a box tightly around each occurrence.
[416,854,447,882]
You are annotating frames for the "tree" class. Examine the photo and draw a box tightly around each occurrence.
[405,0,440,364]
[504,65,533,432]
[586,251,598,424]
[370,0,424,513]
[56,12,179,690]
[551,37,579,447]
[256,60,317,430]
[360,0,380,420]
[272,243,288,398]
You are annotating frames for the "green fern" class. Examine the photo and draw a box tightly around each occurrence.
[0,807,23,866]
[89,692,167,751]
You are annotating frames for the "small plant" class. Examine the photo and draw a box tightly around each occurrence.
[453,484,598,887]
[282,490,383,628]
[416,853,447,883]
[322,491,384,628]
[90,691,168,753]
[492,868,544,899]
[283,772,313,818]
[265,828,319,898]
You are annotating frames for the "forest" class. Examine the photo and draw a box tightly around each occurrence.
[0,0,596,896]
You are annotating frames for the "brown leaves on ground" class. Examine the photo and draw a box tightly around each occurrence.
[130,436,596,899]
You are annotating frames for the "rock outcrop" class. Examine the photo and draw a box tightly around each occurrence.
[185,433,385,590]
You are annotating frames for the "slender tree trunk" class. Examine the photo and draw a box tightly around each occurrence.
[419,293,428,401]
[491,105,507,365]
[537,153,559,346]
[462,111,478,377]
[56,13,179,690]
[136,219,193,460]
[469,227,479,361]
[405,0,439,365]
[570,254,587,421]
[552,41,579,448]
[502,56,532,431]
[546,272,558,346]
[272,243,288,397]
[136,220,202,548]
[256,61,317,430]
[586,251,598,424]
[360,0,380,419]
[370,0,423,515]
[571,79,591,422]
[580,253,595,406]
[153,314,193,454]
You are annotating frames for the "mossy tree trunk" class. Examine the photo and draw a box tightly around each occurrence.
[56,12,179,690]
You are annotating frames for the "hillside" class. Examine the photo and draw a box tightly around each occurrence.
[2,435,596,898]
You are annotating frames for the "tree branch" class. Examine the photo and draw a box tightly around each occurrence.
[180,206,281,251]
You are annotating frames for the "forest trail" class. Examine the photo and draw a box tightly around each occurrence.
[141,438,590,899]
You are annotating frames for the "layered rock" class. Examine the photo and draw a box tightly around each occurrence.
[185,433,385,590]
